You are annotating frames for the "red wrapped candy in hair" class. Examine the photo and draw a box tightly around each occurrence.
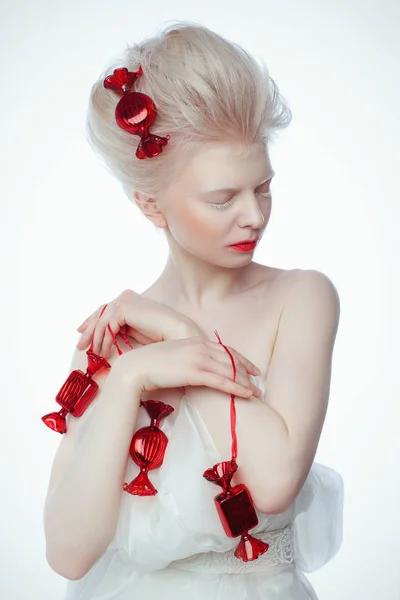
[103,66,170,160]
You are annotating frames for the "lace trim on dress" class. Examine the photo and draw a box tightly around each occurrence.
[169,523,294,574]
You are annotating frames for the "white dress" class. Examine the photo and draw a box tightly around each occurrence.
[64,374,344,600]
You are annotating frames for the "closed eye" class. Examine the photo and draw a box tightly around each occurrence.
[212,189,272,210]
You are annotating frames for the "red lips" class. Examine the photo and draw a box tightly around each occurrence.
[229,238,259,246]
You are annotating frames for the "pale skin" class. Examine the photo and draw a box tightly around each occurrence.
[78,140,340,511]
[44,140,340,579]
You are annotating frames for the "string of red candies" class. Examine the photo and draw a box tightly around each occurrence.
[42,307,269,561]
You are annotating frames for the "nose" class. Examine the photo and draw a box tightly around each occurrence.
[237,194,268,229]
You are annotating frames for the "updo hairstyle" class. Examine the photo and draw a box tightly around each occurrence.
[85,20,292,203]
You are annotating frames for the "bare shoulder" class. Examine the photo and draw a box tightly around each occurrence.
[261,266,340,304]
[285,268,340,307]
[273,268,341,350]
[255,266,340,341]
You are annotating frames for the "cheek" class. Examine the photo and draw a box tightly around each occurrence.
[175,204,223,238]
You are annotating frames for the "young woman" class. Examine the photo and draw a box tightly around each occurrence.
[44,21,344,600]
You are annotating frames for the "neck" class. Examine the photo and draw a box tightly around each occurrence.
[156,251,256,312]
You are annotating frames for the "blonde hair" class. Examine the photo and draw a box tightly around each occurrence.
[86,20,292,202]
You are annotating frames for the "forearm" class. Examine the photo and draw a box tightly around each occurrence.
[44,367,140,579]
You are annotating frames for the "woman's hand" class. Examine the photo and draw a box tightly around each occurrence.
[76,289,203,358]
[114,336,262,399]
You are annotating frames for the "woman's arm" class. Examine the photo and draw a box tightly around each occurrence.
[44,351,144,581]
[186,270,340,514]
[43,313,211,581]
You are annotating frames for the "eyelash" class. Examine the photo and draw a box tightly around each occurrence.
[211,190,272,210]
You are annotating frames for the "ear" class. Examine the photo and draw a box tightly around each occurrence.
[133,191,167,229]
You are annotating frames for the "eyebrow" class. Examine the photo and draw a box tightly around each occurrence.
[202,171,275,195]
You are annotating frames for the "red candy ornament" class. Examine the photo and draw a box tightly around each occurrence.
[41,304,134,434]
[122,399,174,496]
[203,331,270,562]
[203,460,269,561]
[103,66,170,160]
[41,349,111,434]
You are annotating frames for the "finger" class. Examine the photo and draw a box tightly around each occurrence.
[229,347,260,375]
[200,372,256,399]
[76,303,110,349]
[77,315,90,330]
[102,320,120,358]
[233,371,262,397]
[92,320,108,356]
[204,357,262,398]
[100,315,126,358]
[205,348,246,378]
[207,345,260,385]
[76,322,96,349]
[77,306,103,331]
[117,325,135,348]
[206,341,260,375]
[92,302,116,355]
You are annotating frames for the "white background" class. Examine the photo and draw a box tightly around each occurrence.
[1,1,399,598]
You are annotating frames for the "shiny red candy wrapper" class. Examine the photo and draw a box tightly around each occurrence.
[41,350,111,434]
[203,461,269,561]
[123,400,174,496]
[104,67,170,160]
